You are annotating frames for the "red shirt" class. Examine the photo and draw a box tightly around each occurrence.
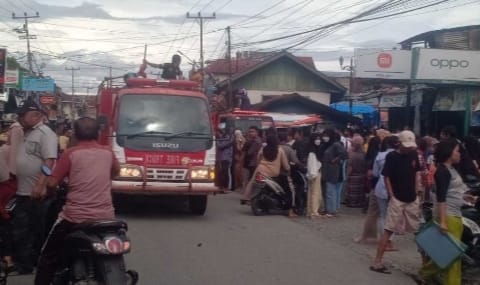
[52,141,119,223]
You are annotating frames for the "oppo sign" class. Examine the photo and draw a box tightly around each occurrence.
[430,58,470,69]
[416,48,480,82]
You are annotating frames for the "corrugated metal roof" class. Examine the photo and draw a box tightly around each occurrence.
[399,25,480,50]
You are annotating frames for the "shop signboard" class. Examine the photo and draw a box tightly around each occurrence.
[0,92,7,102]
[432,88,466,111]
[22,77,55,92]
[414,48,480,84]
[354,48,412,80]
[5,69,19,87]
[468,88,480,126]
[39,95,56,104]
[379,91,422,108]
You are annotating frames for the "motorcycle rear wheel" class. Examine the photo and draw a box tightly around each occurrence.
[251,195,268,216]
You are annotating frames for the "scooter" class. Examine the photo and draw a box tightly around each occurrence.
[250,173,293,216]
[40,166,139,285]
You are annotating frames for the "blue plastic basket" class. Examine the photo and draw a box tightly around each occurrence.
[415,222,467,269]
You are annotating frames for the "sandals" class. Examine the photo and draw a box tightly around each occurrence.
[369,265,391,274]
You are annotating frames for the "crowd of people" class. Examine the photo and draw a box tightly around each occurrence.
[2,94,479,284]
[215,122,480,284]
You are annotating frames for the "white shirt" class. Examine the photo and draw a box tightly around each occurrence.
[306,152,322,180]
[373,149,394,200]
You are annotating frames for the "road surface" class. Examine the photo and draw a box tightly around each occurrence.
[9,193,414,284]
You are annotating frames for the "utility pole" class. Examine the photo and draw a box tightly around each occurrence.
[186,12,216,90]
[339,56,354,115]
[226,26,233,109]
[66,67,80,119]
[12,12,39,75]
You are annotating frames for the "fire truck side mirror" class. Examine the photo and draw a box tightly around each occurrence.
[97,115,109,131]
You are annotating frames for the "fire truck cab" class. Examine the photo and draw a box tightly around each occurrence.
[97,77,217,215]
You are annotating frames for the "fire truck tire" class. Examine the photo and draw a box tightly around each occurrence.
[189,195,208,215]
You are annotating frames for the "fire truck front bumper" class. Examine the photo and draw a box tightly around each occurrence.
[111,180,219,195]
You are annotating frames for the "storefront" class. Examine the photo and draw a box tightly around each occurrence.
[412,48,480,136]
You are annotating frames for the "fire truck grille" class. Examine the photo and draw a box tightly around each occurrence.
[146,169,187,181]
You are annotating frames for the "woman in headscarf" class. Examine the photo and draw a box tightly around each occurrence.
[345,135,367,208]
[306,133,323,218]
[233,129,246,190]
[321,129,348,217]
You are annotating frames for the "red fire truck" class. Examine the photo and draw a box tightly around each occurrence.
[214,109,275,134]
[96,77,217,215]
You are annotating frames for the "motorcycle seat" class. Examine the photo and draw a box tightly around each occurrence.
[73,220,128,232]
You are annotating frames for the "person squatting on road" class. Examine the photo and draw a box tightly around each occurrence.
[33,117,120,285]
[13,99,58,275]
[371,130,422,274]
[418,139,470,285]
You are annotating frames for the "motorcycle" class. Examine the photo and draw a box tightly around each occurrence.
[250,173,293,216]
[40,166,139,285]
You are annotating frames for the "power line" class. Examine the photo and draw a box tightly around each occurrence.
[232,0,457,48]
[230,0,287,27]
[214,0,234,12]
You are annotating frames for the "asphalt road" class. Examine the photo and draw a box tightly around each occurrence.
[9,193,414,285]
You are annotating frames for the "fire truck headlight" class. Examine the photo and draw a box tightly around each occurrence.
[119,165,143,178]
[191,167,215,180]
[191,169,208,179]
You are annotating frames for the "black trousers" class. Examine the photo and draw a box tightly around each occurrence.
[34,219,75,285]
[275,175,293,209]
[218,160,232,189]
[12,196,50,272]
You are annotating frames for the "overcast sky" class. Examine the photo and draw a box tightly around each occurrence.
[0,0,479,94]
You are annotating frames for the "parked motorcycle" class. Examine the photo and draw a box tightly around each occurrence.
[251,173,293,216]
[40,166,139,285]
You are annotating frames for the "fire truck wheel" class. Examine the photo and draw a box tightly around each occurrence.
[189,195,208,215]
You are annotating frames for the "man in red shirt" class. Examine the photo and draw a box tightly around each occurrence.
[33,117,120,285]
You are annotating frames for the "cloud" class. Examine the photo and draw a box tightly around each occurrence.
[26,1,249,25]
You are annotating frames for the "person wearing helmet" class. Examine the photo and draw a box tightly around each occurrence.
[143,54,183,80]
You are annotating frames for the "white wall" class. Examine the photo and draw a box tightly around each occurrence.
[247,90,331,105]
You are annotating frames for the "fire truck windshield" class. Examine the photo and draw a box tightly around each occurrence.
[116,94,212,152]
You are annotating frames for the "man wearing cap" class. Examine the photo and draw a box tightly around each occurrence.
[371,130,421,274]
[12,98,57,274]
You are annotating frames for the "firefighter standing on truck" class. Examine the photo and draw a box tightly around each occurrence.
[143,54,183,80]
